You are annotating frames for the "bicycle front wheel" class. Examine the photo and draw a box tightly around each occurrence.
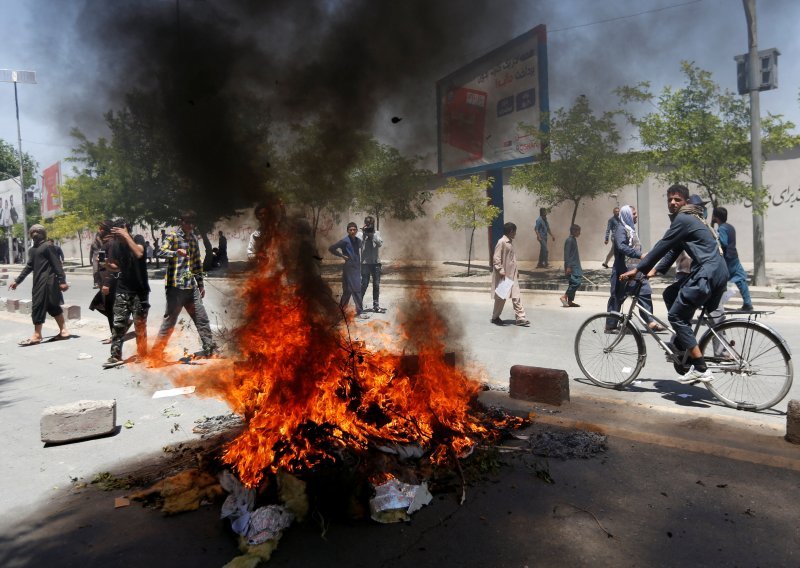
[575,313,646,389]
[699,320,793,411]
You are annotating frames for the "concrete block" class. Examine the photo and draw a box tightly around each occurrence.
[6,298,19,312]
[509,365,570,406]
[0,297,6,311]
[18,299,32,314]
[64,304,81,320]
[787,399,800,444]
[41,399,117,444]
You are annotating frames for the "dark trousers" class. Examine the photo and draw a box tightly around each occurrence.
[360,263,381,308]
[111,292,149,359]
[537,240,548,266]
[606,268,655,328]
[155,287,214,352]
[565,272,581,302]
[668,278,726,351]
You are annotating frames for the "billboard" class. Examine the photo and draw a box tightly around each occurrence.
[41,161,63,218]
[0,177,23,228]
[437,25,548,176]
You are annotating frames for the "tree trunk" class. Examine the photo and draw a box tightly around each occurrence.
[467,227,475,276]
[570,199,580,228]
[77,231,84,266]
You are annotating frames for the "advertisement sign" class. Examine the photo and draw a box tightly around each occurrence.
[41,161,62,218]
[437,25,548,176]
[0,177,23,228]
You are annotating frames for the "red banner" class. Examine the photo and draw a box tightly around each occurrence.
[41,162,62,218]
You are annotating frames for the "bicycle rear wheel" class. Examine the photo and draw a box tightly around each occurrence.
[575,313,646,389]
[699,320,793,411]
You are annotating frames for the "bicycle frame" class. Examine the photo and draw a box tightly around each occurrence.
[605,279,773,371]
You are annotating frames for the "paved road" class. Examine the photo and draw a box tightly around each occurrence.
[1,271,798,566]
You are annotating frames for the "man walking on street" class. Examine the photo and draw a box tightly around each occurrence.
[102,219,150,368]
[357,215,385,313]
[534,208,555,268]
[602,207,620,268]
[9,225,71,345]
[152,210,217,360]
[712,207,753,311]
[491,222,530,326]
[560,224,583,308]
[329,222,369,319]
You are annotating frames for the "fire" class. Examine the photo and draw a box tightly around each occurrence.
[171,218,507,488]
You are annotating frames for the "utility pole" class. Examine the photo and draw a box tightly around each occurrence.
[1,69,36,263]
[743,0,767,285]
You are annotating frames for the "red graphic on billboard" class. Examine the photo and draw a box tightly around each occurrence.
[442,87,487,159]
[41,161,62,219]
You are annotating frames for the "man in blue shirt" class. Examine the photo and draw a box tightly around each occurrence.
[712,207,753,311]
[560,224,582,307]
[602,207,620,268]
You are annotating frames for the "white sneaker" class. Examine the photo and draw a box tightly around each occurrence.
[678,365,714,384]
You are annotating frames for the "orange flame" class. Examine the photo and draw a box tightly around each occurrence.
[169,223,501,488]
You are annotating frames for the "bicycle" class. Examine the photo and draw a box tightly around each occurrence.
[574,278,793,411]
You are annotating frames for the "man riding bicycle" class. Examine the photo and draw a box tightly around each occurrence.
[619,184,728,384]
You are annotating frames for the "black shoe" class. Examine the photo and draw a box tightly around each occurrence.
[491,317,503,326]
[740,304,754,311]
[602,263,609,269]
[373,306,387,314]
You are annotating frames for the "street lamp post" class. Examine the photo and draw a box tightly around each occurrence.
[1,69,36,263]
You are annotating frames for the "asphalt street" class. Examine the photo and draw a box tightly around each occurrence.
[0,270,798,566]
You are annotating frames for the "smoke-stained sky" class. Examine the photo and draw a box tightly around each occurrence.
[1,0,799,174]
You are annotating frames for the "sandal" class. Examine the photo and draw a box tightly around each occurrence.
[18,338,42,347]
[648,323,667,332]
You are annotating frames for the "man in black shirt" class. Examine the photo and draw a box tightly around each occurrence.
[103,219,150,368]
[9,225,71,345]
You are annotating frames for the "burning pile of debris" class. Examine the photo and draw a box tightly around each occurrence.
[139,213,526,564]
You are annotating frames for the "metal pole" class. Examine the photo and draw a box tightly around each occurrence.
[744,0,767,285]
[14,81,29,263]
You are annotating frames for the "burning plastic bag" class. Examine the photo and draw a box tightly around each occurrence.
[369,478,433,523]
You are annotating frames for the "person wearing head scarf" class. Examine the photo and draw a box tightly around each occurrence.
[605,205,662,331]
[8,224,71,345]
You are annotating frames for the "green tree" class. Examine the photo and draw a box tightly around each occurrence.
[616,61,798,211]
[348,139,432,229]
[0,138,38,190]
[510,96,646,227]
[280,120,370,239]
[435,175,501,276]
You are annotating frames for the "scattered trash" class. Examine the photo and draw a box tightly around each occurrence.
[77,353,93,360]
[123,420,135,429]
[114,497,131,508]
[369,478,433,523]
[220,470,256,536]
[152,386,196,399]
[162,403,181,418]
[92,471,133,491]
[530,430,608,460]
[193,413,245,438]
[375,443,425,460]
[246,505,294,545]
[129,468,223,515]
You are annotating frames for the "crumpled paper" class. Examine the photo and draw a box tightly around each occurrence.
[246,505,294,545]
[369,478,433,523]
